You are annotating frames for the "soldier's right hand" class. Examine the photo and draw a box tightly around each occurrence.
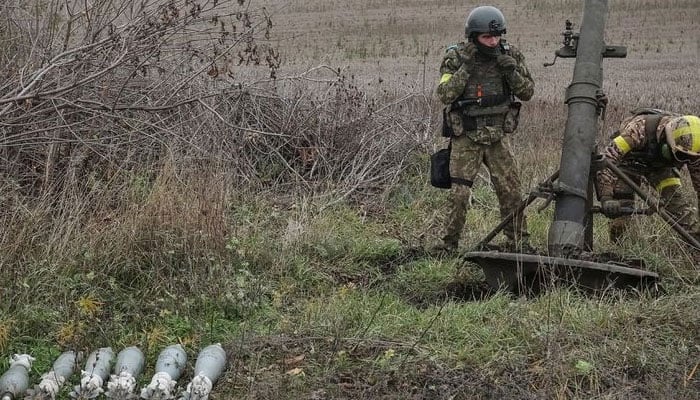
[601,199,622,217]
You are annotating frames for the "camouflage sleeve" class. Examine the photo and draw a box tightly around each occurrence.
[504,47,534,101]
[436,46,470,105]
[596,116,648,199]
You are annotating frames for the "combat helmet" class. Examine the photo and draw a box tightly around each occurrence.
[664,115,700,163]
[464,6,507,39]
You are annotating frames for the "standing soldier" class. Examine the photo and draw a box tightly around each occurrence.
[433,5,534,252]
[597,109,700,243]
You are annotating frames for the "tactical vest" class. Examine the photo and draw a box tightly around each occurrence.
[447,42,514,144]
[625,108,677,168]
[462,52,511,120]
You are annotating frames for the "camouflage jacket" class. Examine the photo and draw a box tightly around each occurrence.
[597,114,700,198]
[436,41,534,144]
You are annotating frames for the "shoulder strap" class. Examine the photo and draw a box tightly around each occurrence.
[498,39,514,99]
[499,39,512,55]
[644,114,663,143]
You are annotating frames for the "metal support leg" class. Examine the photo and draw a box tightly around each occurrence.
[475,170,560,250]
[598,157,700,250]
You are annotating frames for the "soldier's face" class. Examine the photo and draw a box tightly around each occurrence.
[476,33,501,48]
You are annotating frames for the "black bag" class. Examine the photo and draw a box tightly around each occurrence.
[430,144,452,189]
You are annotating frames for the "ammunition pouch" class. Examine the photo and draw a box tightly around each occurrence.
[441,105,481,138]
[444,95,513,139]
[460,113,478,132]
[503,101,522,133]
[462,102,510,134]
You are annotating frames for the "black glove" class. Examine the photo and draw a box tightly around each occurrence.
[601,199,622,217]
[496,54,517,72]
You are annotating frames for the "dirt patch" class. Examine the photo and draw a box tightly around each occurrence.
[213,335,540,399]
[212,334,699,399]
[399,279,495,309]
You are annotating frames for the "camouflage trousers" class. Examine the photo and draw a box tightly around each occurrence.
[442,134,527,245]
[608,166,700,243]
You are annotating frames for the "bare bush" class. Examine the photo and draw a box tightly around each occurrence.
[0,0,427,205]
[0,0,279,194]
[207,69,429,202]
[0,0,430,276]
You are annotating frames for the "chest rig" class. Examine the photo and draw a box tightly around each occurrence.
[445,42,515,144]
[624,109,676,168]
[462,52,512,121]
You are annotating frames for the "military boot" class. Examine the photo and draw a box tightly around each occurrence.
[428,239,458,256]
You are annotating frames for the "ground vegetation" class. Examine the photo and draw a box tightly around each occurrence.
[0,0,698,398]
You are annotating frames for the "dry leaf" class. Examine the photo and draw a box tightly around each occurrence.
[207,64,218,77]
[284,354,305,366]
[285,367,304,376]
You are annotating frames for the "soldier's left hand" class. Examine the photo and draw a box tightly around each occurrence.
[496,54,517,72]
[601,199,622,217]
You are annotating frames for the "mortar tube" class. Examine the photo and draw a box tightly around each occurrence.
[70,347,114,399]
[549,0,611,255]
[106,346,145,399]
[140,344,187,400]
[182,344,227,400]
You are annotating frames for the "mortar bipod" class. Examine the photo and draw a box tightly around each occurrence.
[473,155,700,252]
[460,152,700,294]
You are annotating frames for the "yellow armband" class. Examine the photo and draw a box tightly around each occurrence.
[656,177,681,192]
[613,136,631,154]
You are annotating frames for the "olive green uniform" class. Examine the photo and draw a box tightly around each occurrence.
[437,41,534,247]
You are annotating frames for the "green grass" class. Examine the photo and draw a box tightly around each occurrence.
[4,179,698,398]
